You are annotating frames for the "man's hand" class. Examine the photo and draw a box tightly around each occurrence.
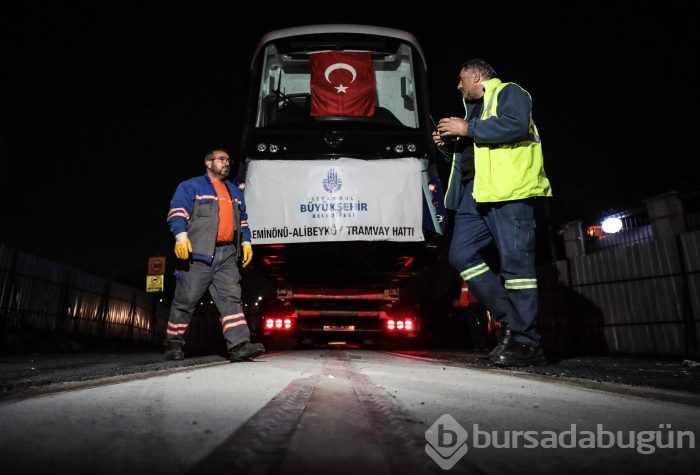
[432,130,445,148]
[174,232,192,260]
[437,117,468,138]
[242,242,253,268]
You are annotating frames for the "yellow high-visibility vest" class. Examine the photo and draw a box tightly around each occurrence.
[472,78,552,202]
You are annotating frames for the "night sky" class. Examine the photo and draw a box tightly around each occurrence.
[1,2,698,287]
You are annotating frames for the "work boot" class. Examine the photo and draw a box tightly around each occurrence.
[229,341,265,362]
[492,339,547,367]
[164,343,184,361]
[487,328,511,358]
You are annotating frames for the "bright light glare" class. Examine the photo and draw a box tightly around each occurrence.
[601,217,623,234]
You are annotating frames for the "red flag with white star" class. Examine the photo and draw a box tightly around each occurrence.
[309,51,376,117]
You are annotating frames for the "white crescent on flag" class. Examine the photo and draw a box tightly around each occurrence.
[324,63,357,83]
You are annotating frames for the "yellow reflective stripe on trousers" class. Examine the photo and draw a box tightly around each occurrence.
[460,263,490,281]
[504,278,538,290]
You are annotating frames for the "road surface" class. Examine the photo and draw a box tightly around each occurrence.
[1,349,698,474]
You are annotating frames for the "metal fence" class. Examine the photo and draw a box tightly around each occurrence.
[0,243,264,354]
[685,190,700,232]
[539,229,700,357]
[0,244,171,350]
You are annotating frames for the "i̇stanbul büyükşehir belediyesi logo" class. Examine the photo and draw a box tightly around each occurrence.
[322,168,342,193]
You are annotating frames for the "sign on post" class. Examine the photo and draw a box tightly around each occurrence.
[146,275,164,293]
[146,256,166,293]
[147,256,166,275]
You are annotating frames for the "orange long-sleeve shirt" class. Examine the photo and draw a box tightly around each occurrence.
[211,180,234,243]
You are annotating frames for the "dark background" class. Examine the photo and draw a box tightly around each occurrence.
[1,2,698,287]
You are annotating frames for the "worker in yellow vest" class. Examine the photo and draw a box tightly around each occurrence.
[434,58,552,366]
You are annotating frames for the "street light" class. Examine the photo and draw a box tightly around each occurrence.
[602,217,623,234]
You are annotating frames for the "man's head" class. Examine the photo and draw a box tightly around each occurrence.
[205,149,231,181]
[458,59,497,101]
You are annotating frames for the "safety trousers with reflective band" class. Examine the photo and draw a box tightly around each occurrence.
[165,243,251,350]
[461,265,538,290]
[166,321,189,337]
[221,313,247,333]
[448,180,541,342]
[460,263,490,281]
[504,278,538,290]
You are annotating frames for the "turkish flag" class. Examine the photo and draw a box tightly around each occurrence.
[310,51,375,117]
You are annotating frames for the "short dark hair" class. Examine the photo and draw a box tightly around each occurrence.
[461,59,497,79]
[205,149,229,161]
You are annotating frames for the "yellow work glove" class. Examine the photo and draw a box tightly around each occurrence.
[242,242,253,268]
[174,232,192,260]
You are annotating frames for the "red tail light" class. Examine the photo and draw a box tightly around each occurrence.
[385,319,413,332]
[264,317,294,331]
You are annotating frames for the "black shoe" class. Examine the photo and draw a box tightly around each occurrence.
[229,342,265,362]
[492,340,546,367]
[487,328,511,358]
[165,343,184,361]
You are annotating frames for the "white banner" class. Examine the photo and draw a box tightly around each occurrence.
[245,157,424,244]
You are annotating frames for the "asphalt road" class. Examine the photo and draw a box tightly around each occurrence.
[1,345,699,401]
[0,349,698,475]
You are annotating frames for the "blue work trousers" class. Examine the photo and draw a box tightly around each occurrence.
[448,181,540,343]
[165,243,250,350]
